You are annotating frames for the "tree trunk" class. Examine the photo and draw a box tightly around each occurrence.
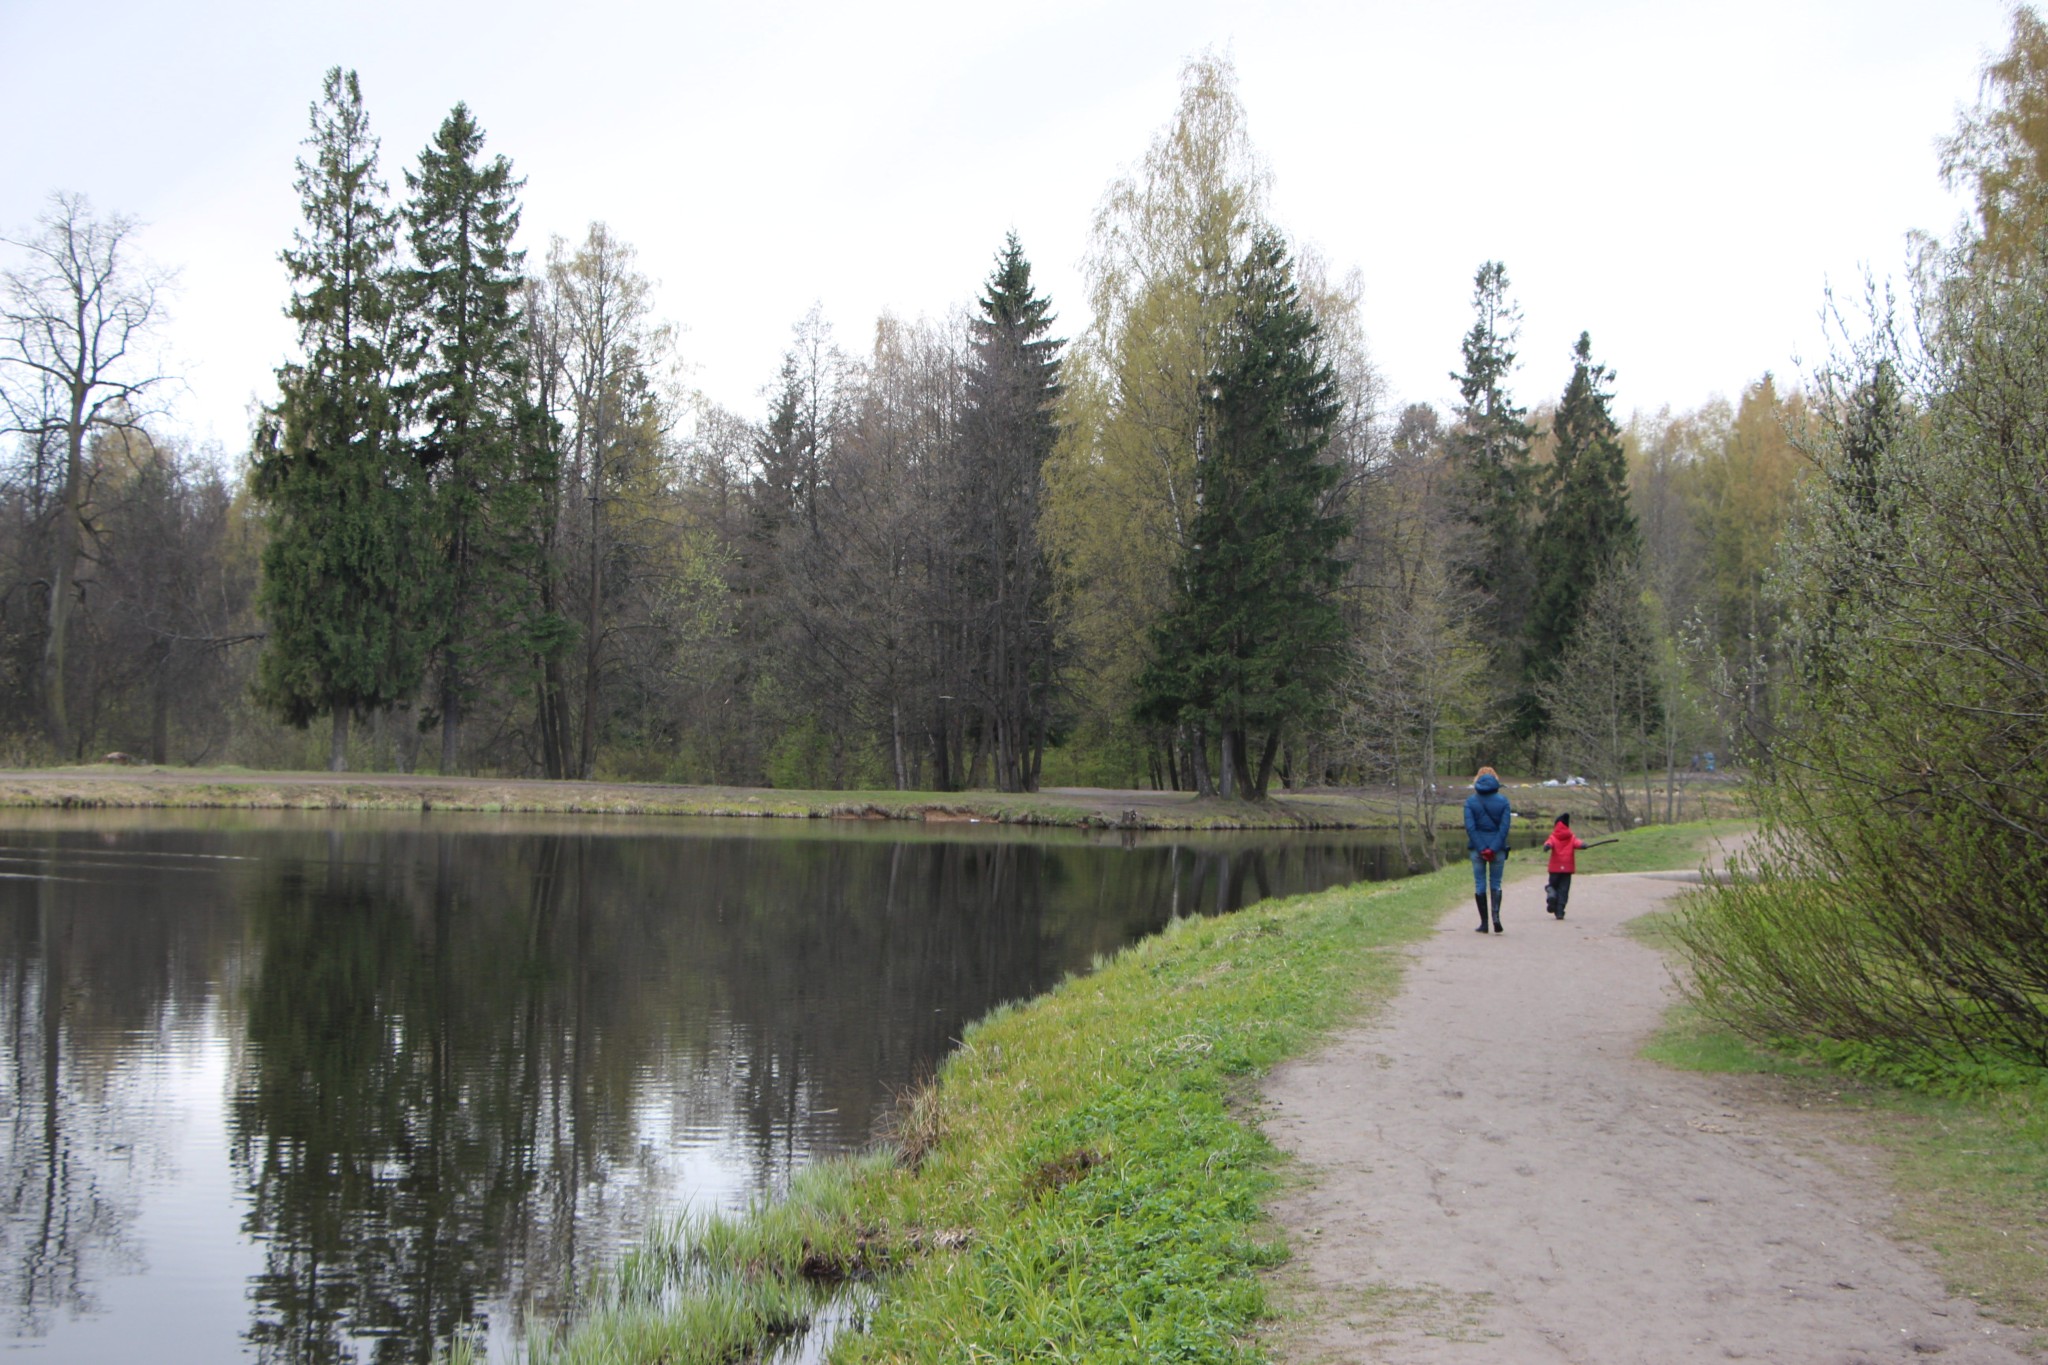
[965,724,987,791]
[1253,729,1282,801]
[930,719,951,792]
[329,707,351,772]
[393,699,423,774]
[535,672,555,779]
[1418,720,1442,867]
[440,669,462,775]
[579,440,603,780]
[41,407,87,758]
[149,652,170,765]
[1188,726,1214,797]
[993,709,1018,793]
[1640,709,1655,825]
[578,627,599,779]
[891,701,908,790]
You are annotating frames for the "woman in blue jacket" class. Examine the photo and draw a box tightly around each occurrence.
[1464,767,1512,933]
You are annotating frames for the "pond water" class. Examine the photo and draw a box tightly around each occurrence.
[0,809,1471,1363]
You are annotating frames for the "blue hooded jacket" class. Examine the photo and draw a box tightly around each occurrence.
[1463,773,1512,855]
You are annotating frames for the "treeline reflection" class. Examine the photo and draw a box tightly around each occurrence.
[0,820,1389,1363]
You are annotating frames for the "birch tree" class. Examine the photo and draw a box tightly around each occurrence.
[1043,52,1270,781]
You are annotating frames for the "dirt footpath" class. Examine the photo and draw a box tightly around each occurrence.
[1263,870,2033,1364]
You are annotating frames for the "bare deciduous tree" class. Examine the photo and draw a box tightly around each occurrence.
[1337,411,1486,868]
[0,193,170,756]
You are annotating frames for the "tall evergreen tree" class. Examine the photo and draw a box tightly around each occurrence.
[1528,331,1639,704]
[959,232,1063,792]
[253,67,425,771]
[750,352,816,547]
[402,102,551,773]
[1445,261,1538,704]
[1135,232,1346,799]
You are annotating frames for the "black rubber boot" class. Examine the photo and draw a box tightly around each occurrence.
[1490,886,1504,933]
[1475,893,1490,931]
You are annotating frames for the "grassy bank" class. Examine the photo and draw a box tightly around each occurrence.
[497,822,1738,1364]
[0,764,1407,831]
[1630,908,2048,1346]
[0,764,1749,833]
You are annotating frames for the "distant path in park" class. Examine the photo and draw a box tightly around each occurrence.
[1263,869,2034,1363]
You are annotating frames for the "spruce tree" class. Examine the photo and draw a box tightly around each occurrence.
[750,353,812,546]
[1445,261,1538,707]
[402,102,547,772]
[253,67,426,770]
[960,232,1063,792]
[1135,232,1346,799]
[1527,331,1639,706]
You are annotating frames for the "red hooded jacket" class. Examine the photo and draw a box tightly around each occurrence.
[1544,820,1586,874]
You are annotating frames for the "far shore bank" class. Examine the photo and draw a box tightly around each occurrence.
[0,764,1418,831]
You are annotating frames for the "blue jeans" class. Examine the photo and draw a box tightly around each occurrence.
[1470,850,1504,894]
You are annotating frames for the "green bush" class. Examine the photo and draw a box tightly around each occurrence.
[1674,161,2048,1075]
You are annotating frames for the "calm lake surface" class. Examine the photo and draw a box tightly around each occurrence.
[0,809,1444,1363]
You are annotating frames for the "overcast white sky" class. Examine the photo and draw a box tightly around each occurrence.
[0,0,2015,452]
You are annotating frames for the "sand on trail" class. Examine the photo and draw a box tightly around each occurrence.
[1262,868,2034,1364]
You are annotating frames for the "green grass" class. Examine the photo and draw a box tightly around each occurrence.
[1625,904,1817,1078]
[1571,818,1749,875]
[510,818,1746,1365]
[1635,899,2048,1343]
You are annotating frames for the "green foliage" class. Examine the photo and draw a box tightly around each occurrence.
[1527,331,1638,712]
[1044,54,1269,760]
[1038,727,1149,790]
[1674,177,2048,1073]
[253,68,427,745]
[1941,4,2048,264]
[758,714,888,792]
[1444,262,1538,676]
[1534,560,1660,826]
[961,233,1065,792]
[1135,233,1346,800]
[764,716,833,790]
[1686,376,1805,707]
[401,102,557,769]
[527,223,679,780]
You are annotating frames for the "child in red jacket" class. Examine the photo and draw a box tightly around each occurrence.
[1544,812,1587,919]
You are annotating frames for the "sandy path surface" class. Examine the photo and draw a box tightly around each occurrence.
[1263,870,2033,1364]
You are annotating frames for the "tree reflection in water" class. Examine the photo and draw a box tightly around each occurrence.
[0,817,1392,1363]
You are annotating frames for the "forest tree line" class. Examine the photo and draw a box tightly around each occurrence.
[0,56,1811,830]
